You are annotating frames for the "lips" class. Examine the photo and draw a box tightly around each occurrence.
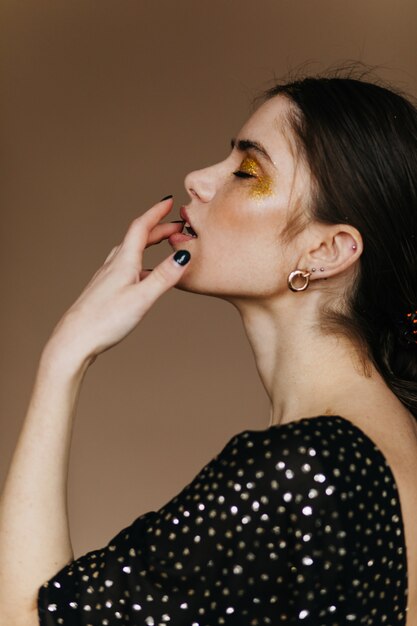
[168,231,196,245]
[168,207,198,246]
[180,206,198,237]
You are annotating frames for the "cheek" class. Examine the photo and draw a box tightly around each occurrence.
[196,211,285,291]
[212,186,283,232]
[193,234,285,297]
[179,189,291,295]
[201,190,287,268]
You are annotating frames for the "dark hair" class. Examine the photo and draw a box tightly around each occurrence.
[263,72,417,417]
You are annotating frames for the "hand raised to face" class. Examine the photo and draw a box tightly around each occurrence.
[46,197,191,367]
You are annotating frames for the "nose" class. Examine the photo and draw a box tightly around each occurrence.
[184,164,217,203]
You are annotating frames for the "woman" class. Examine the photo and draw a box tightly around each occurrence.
[1,74,416,625]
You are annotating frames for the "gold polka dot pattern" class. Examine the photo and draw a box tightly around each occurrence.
[37,415,408,625]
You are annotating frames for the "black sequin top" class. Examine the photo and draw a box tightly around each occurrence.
[37,415,408,625]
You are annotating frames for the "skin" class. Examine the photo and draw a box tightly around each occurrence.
[0,201,188,624]
[172,95,417,619]
[169,97,414,428]
[1,95,417,625]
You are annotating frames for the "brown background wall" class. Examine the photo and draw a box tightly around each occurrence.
[1,0,416,557]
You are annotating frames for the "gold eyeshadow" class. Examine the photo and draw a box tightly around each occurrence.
[239,157,273,198]
[239,157,259,177]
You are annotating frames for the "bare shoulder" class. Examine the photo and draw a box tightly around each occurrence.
[351,405,417,489]
[365,408,417,474]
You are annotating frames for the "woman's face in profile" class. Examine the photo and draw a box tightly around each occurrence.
[173,96,312,302]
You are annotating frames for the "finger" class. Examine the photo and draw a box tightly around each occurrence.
[145,221,184,248]
[132,250,191,307]
[122,197,174,255]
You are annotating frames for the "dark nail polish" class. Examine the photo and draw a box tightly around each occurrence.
[160,194,173,201]
[173,250,191,266]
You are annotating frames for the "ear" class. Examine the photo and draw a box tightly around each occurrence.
[300,223,363,280]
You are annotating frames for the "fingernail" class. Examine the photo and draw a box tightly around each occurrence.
[160,194,173,201]
[173,250,191,266]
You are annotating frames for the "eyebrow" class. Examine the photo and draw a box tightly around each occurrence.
[230,138,275,166]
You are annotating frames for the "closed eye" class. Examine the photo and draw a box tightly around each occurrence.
[233,156,260,179]
[233,170,255,179]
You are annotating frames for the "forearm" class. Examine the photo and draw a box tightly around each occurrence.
[0,344,91,617]
[0,199,187,623]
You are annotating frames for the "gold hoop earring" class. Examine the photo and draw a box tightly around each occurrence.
[287,269,311,292]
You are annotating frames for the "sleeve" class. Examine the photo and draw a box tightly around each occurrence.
[38,425,349,626]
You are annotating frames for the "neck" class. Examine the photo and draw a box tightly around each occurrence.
[231,293,383,427]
